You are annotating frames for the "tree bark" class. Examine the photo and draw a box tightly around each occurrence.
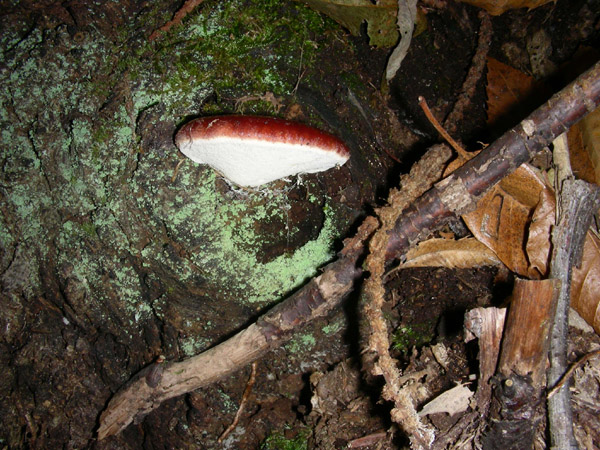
[99,60,600,439]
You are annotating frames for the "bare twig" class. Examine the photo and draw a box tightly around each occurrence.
[97,218,377,440]
[149,0,205,41]
[443,11,492,135]
[548,349,600,399]
[347,431,388,448]
[218,361,257,443]
[547,177,600,450]
[418,95,470,159]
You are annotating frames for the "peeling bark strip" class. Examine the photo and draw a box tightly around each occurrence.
[98,61,600,439]
[362,145,452,450]
[483,279,558,450]
[385,60,600,262]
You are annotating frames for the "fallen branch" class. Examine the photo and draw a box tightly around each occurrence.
[547,177,600,449]
[97,60,600,440]
[97,218,377,440]
[385,60,600,261]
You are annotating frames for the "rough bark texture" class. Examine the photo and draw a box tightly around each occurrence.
[0,1,406,448]
[362,145,452,450]
[98,219,375,439]
[1,1,600,447]
[100,60,600,439]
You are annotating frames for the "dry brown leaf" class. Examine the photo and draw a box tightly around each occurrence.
[525,187,555,278]
[567,121,597,184]
[462,164,548,277]
[574,107,600,184]
[401,237,501,269]
[463,163,600,334]
[486,57,540,126]
[571,234,600,334]
[457,0,554,16]
[523,179,600,334]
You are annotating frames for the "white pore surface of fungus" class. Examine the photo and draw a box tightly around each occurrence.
[175,116,350,187]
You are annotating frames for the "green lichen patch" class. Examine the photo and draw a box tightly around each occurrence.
[134,149,345,306]
[285,332,317,355]
[156,0,334,110]
[0,0,352,344]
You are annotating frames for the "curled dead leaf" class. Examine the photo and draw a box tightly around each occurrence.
[525,187,555,278]
[401,237,501,269]
[462,164,548,277]
[571,234,600,334]
[462,163,600,334]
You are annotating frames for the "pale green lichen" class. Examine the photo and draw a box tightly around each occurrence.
[180,335,212,357]
[322,317,344,336]
[285,332,317,354]
[0,0,348,331]
[137,155,343,305]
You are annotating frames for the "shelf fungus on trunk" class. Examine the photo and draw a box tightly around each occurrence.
[175,115,350,187]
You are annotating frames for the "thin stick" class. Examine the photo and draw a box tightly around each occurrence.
[548,349,600,399]
[218,361,258,443]
[149,0,205,41]
[347,431,387,448]
[443,11,492,135]
[418,96,470,160]
[171,158,186,182]
[547,178,600,450]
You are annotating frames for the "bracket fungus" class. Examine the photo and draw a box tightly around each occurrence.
[175,116,350,187]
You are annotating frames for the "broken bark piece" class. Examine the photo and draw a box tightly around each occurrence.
[499,279,558,387]
[464,306,506,414]
[482,279,558,450]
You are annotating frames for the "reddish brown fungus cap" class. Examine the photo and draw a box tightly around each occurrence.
[175,116,350,187]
